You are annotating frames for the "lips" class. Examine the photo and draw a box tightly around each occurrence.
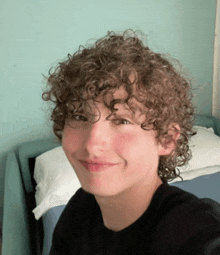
[79,160,118,172]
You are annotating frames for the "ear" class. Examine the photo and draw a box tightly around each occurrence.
[158,124,180,156]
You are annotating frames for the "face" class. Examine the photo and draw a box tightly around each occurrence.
[62,87,171,197]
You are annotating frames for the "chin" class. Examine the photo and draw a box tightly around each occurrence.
[81,182,124,198]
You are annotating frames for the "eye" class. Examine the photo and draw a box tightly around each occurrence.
[112,118,131,125]
[71,114,88,122]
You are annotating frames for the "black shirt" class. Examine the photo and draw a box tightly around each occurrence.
[49,183,220,254]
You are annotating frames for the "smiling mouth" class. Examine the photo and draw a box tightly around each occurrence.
[79,161,118,172]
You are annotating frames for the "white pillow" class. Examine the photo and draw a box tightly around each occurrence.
[177,126,220,172]
[32,146,81,220]
[32,126,220,219]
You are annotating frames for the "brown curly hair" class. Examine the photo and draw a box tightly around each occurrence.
[42,30,195,182]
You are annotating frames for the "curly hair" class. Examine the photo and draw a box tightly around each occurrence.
[42,30,195,182]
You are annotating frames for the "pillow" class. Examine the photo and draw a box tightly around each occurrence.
[32,125,220,220]
[32,146,81,220]
[177,126,220,172]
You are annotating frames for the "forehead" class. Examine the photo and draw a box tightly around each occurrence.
[92,86,147,120]
[101,86,128,104]
[102,72,137,103]
[113,86,129,99]
[108,86,146,112]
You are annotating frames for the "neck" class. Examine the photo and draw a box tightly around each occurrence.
[94,177,162,232]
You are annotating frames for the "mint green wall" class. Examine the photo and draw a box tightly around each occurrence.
[0,0,217,228]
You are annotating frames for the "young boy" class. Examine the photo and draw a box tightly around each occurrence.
[43,30,220,254]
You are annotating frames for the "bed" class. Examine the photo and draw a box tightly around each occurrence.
[2,114,220,255]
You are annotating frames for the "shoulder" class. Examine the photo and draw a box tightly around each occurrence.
[52,188,98,237]
[151,184,220,254]
[66,187,95,208]
[49,188,99,254]
[57,187,97,223]
[154,183,220,215]
[156,184,220,236]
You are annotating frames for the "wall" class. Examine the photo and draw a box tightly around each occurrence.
[0,0,217,229]
[213,0,220,118]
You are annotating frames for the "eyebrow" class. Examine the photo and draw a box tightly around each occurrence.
[106,108,134,121]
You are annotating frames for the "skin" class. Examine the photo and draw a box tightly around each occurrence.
[62,87,177,232]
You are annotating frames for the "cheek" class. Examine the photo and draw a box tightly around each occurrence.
[115,133,135,144]
[62,127,83,153]
[114,132,158,161]
[113,133,140,154]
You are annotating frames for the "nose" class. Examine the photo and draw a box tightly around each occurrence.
[83,120,110,153]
